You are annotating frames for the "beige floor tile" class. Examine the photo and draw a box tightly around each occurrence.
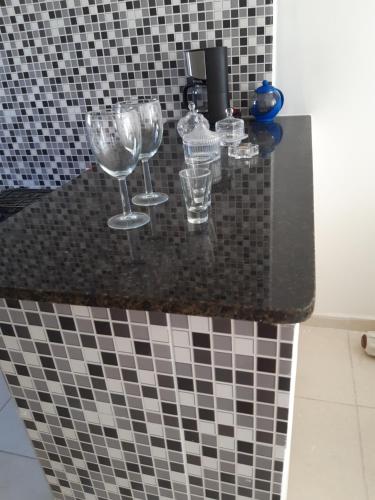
[358,406,375,499]
[288,397,367,500]
[296,326,356,404]
[349,331,375,407]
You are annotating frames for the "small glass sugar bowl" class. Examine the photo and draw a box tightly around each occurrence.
[177,102,210,138]
[183,123,220,166]
[215,107,247,146]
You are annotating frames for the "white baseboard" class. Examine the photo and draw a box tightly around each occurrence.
[305,314,375,332]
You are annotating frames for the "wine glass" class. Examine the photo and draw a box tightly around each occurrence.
[117,99,168,207]
[85,107,150,230]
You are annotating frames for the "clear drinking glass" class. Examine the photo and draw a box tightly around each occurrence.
[118,99,168,207]
[179,168,212,224]
[85,108,150,230]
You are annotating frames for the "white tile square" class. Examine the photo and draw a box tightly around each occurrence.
[174,347,191,363]
[82,349,101,363]
[138,370,156,385]
[179,392,195,406]
[115,338,133,353]
[71,305,90,317]
[199,421,215,435]
[2,337,20,350]
[149,325,169,343]
[234,337,254,355]
[28,326,46,341]
[143,398,160,412]
[217,411,234,425]
[218,435,235,450]
[172,330,190,347]
[189,316,209,333]
[215,383,233,399]
[147,423,163,436]
[106,379,123,393]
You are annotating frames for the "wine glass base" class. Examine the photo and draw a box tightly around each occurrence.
[132,192,169,207]
[107,212,150,230]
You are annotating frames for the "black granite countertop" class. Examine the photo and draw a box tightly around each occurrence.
[0,116,314,323]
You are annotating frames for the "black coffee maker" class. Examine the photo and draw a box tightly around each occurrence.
[182,46,229,128]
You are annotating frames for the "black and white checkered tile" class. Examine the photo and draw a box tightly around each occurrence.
[0,0,273,189]
[0,298,294,500]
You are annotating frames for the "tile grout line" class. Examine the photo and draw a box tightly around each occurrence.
[347,330,370,500]
[295,395,359,408]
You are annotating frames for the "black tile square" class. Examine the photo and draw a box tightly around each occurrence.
[196,380,213,394]
[81,334,97,348]
[236,370,253,386]
[142,385,158,398]
[15,325,30,338]
[218,424,234,437]
[278,376,291,391]
[110,308,128,322]
[101,352,118,366]
[198,408,215,421]
[258,323,277,339]
[47,329,63,343]
[236,400,253,415]
[59,316,76,331]
[177,377,194,391]
[237,440,253,454]
[194,349,211,365]
[94,321,112,336]
[212,317,231,333]
[112,322,130,337]
[157,375,174,388]
[0,323,15,336]
[280,342,293,359]
[39,302,54,313]
[88,364,104,377]
[26,313,43,326]
[122,369,138,382]
[215,368,232,383]
[135,341,151,356]
[148,311,167,326]
[192,332,210,348]
[257,357,276,373]
[203,445,217,458]
[257,389,275,404]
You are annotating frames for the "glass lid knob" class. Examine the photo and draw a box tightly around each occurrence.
[188,102,196,112]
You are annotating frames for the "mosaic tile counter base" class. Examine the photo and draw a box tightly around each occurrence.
[0,299,297,500]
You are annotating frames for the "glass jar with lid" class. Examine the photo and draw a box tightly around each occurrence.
[182,123,220,165]
[177,102,210,138]
[215,107,247,146]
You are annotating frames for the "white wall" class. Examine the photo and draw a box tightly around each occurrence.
[274,0,375,319]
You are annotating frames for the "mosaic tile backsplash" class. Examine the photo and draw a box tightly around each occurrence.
[0,0,273,189]
[0,298,295,500]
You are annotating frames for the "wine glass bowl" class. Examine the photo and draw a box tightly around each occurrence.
[117,99,168,207]
[85,108,150,230]
[86,111,139,178]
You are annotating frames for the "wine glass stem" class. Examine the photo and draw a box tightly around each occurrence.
[118,177,132,217]
[142,159,154,195]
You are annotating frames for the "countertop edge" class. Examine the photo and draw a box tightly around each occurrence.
[0,287,315,325]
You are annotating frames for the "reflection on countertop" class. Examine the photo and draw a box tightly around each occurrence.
[0,116,314,323]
